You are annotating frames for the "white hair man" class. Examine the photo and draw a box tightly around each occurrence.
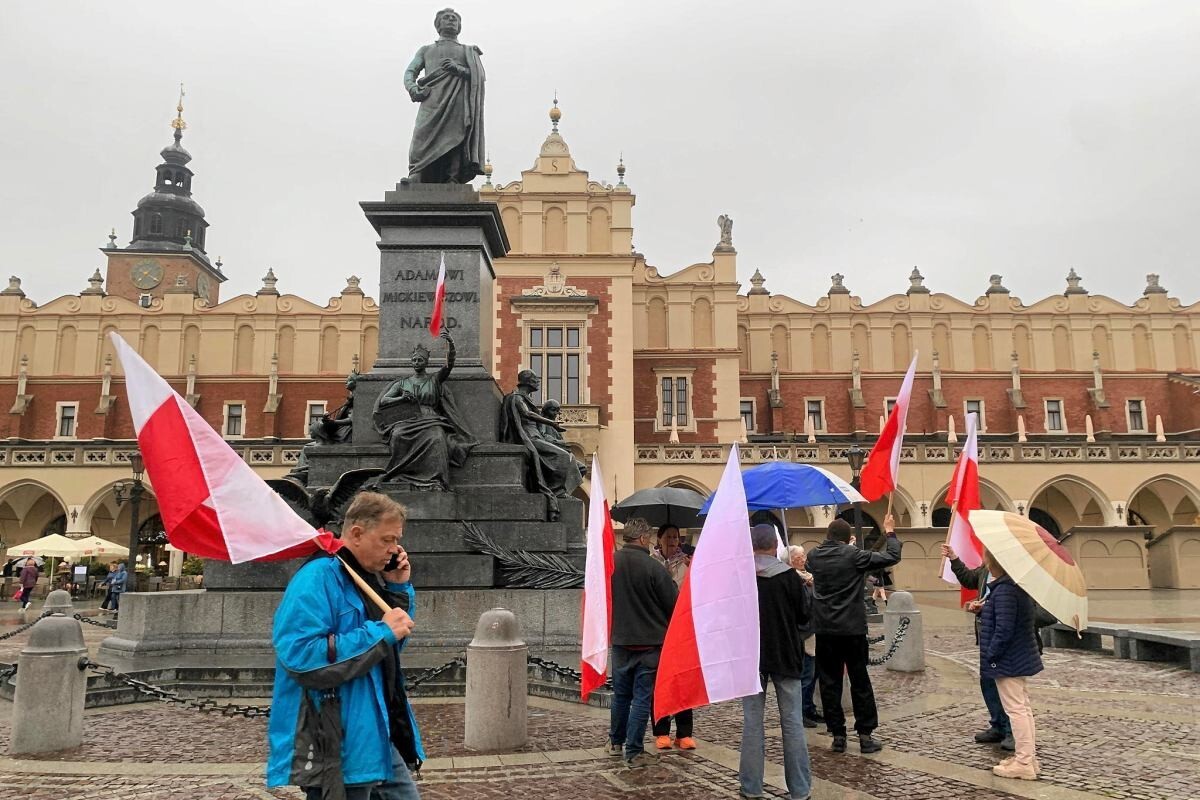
[787,544,820,728]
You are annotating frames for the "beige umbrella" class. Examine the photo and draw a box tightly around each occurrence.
[6,533,88,559]
[969,510,1088,632]
[69,536,130,558]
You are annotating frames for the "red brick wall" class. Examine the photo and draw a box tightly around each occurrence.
[633,356,719,442]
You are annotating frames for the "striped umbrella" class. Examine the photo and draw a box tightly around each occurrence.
[968,510,1088,632]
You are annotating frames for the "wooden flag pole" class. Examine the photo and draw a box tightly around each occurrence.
[307,536,395,614]
[936,498,960,587]
[886,492,894,519]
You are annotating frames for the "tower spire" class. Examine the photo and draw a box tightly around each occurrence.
[171,83,187,142]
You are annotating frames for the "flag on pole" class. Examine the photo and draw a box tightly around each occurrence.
[110,333,323,563]
[580,455,615,701]
[429,253,447,338]
[654,444,761,722]
[859,352,919,502]
[942,412,984,603]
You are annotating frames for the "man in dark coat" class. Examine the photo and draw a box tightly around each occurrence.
[942,543,1056,753]
[807,516,901,754]
[607,517,678,768]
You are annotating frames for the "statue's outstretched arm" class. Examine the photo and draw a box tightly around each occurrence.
[438,330,456,381]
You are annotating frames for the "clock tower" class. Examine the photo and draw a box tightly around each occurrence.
[104,89,226,306]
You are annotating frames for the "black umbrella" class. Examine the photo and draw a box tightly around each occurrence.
[610,487,706,529]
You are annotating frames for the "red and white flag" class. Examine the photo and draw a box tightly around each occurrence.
[429,253,447,338]
[859,352,918,502]
[580,455,615,701]
[654,444,760,722]
[110,333,324,563]
[942,412,984,603]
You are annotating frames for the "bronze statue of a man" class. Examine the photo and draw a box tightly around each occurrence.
[403,8,486,184]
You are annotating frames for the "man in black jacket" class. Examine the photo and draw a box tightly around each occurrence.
[740,524,813,800]
[807,516,901,754]
[608,517,678,768]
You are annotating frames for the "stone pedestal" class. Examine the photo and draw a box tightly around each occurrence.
[10,616,87,755]
[884,592,925,673]
[464,608,528,752]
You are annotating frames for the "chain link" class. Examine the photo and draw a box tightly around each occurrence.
[81,659,273,718]
[867,616,911,666]
[866,634,886,645]
[405,657,465,693]
[0,663,16,682]
[0,610,52,641]
[74,613,118,629]
[526,654,611,689]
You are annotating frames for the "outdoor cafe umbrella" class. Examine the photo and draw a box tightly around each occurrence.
[611,487,706,529]
[700,461,865,514]
[6,533,88,559]
[968,510,1089,632]
[69,536,130,558]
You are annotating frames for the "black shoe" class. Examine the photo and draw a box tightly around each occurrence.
[831,736,847,753]
[858,735,883,754]
[803,716,818,728]
[974,727,1005,744]
[1000,734,1015,752]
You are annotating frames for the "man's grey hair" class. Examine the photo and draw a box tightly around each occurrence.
[622,517,652,542]
[750,523,779,552]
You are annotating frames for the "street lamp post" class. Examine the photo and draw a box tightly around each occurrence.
[113,451,145,592]
[846,444,876,615]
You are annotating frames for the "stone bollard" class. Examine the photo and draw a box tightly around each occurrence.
[9,615,88,755]
[42,588,74,617]
[884,592,925,672]
[464,608,527,752]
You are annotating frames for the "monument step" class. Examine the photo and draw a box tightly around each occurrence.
[380,489,548,521]
[402,520,567,553]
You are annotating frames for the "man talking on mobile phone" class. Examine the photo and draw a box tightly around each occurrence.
[268,492,424,800]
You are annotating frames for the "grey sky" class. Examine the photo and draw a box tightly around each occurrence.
[3,1,1199,308]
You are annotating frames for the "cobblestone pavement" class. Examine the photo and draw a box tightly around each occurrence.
[0,622,1197,800]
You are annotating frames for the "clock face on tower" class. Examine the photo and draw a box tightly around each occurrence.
[131,259,164,290]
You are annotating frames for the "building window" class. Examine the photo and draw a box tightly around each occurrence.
[224,402,245,438]
[150,214,163,235]
[1045,399,1065,432]
[527,324,583,406]
[806,398,826,433]
[965,399,986,431]
[307,401,327,434]
[661,377,689,427]
[884,397,897,417]
[1126,399,1146,433]
[56,403,78,438]
[740,399,756,433]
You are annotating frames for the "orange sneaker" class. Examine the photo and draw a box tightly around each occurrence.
[675,737,697,750]
[655,736,673,750]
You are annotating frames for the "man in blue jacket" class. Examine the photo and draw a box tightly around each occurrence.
[267,492,424,800]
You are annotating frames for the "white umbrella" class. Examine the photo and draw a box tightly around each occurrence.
[6,533,88,559]
[69,536,130,558]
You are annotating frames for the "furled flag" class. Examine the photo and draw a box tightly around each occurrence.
[580,454,615,701]
[109,333,324,563]
[654,444,761,722]
[859,352,919,502]
[429,253,448,338]
[942,412,984,603]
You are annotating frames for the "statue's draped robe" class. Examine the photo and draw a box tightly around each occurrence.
[374,370,476,489]
[405,38,485,183]
[500,393,583,503]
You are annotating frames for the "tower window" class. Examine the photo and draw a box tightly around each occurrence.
[176,219,188,237]
[150,214,163,235]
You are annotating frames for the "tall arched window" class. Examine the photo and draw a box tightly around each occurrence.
[738,325,750,371]
[543,207,566,253]
[1052,325,1072,370]
[933,323,953,369]
[852,324,871,370]
[181,325,200,373]
[587,207,610,253]
[150,214,163,234]
[234,325,254,374]
[361,326,379,371]
[319,326,340,374]
[277,326,296,373]
[1173,324,1194,369]
[140,326,160,371]
[55,326,78,374]
[1013,324,1034,369]
[772,324,791,371]
[646,296,667,348]
[1091,325,1113,369]
[500,206,522,252]
[692,297,713,348]
[973,325,992,370]
[891,323,911,371]
[15,326,36,372]
[175,219,188,238]
[812,325,831,372]
[1132,324,1154,370]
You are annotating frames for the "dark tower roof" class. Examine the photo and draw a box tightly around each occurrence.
[128,87,212,263]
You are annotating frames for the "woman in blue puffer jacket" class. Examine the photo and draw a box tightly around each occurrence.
[977,549,1043,781]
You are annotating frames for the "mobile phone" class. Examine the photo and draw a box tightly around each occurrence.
[385,553,400,572]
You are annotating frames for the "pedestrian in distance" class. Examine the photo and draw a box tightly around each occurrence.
[806,515,901,754]
[17,558,38,609]
[786,544,821,728]
[650,523,695,751]
[607,517,678,769]
[740,524,813,800]
[98,562,120,613]
[977,548,1044,781]
[106,562,128,616]
[267,492,424,800]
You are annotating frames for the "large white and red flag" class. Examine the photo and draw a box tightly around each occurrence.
[859,352,919,502]
[942,412,984,603]
[580,455,615,701]
[654,444,760,722]
[429,253,447,338]
[110,333,325,563]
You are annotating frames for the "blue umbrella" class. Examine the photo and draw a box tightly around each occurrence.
[700,461,865,514]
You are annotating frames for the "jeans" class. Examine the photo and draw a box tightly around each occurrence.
[995,677,1037,766]
[740,674,812,800]
[608,645,659,759]
[980,676,1011,734]
[302,746,421,800]
[815,634,878,737]
[800,650,817,719]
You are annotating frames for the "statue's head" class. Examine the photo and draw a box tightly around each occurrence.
[434,8,461,36]
[517,369,540,391]
[542,399,561,419]
[345,370,360,391]
[411,342,431,369]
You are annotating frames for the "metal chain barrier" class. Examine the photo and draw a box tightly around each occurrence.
[527,654,611,689]
[866,634,886,644]
[0,663,16,682]
[0,610,52,641]
[867,616,910,666]
[406,656,465,693]
[74,613,118,629]
[81,659,272,718]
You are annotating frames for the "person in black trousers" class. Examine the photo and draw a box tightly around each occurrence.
[806,515,901,754]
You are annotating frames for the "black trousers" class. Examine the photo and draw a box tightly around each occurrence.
[652,708,694,738]
[815,633,878,737]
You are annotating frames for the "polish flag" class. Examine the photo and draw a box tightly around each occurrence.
[110,333,324,563]
[580,455,615,701]
[941,412,984,603]
[654,444,760,722]
[429,253,447,338]
[859,353,918,502]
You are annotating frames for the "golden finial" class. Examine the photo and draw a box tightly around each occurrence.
[171,83,187,131]
[549,91,561,132]
[616,152,626,185]
[482,154,493,186]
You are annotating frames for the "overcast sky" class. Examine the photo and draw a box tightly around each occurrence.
[3,1,1199,308]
